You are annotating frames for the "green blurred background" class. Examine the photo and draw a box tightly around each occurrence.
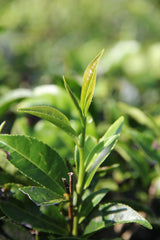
[1,0,160,90]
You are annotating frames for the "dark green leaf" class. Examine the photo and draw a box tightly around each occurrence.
[20,186,65,206]
[80,50,104,115]
[79,189,109,223]
[0,135,68,195]
[0,200,68,235]
[18,106,78,141]
[40,205,66,228]
[84,203,152,235]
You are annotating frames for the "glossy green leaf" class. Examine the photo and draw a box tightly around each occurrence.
[84,203,152,235]
[84,134,119,189]
[102,116,124,140]
[83,116,124,188]
[20,186,65,206]
[79,188,109,223]
[0,134,68,195]
[63,76,83,119]
[18,106,78,141]
[80,49,104,115]
[0,200,68,235]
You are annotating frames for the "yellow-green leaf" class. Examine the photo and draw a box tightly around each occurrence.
[80,49,104,115]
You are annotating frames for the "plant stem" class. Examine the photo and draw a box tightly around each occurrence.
[72,116,86,236]
[68,172,74,233]
[35,230,39,240]
[76,117,86,194]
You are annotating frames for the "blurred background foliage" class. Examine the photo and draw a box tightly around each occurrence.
[0,0,160,239]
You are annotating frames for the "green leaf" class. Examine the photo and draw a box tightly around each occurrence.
[84,203,152,235]
[0,148,17,175]
[20,186,65,206]
[101,116,124,140]
[0,121,6,133]
[79,188,109,223]
[0,135,68,195]
[0,200,68,235]
[75,136,97,174]
[83,116,124,188]
[40,205,66,228]
[18,106,78,141]
[84,134,119,189]
[80,49,104,115]
[63,76,83,119]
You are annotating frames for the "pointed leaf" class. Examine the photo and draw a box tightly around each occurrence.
[63,76,83,119]
[20,186,65,206]
[102,116,124,140]
[80,49,104,115]
[0,121,6,133]
[84,203,152,235]
[79,188,109,223]
[84,134,119,189]
[0,200,68,235]
[0,135,68,195]
[18,106,78,141]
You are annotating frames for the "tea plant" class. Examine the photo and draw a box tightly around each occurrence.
[0,50,152,239]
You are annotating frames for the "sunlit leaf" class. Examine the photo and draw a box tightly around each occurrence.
[101,116,124,140]
[84,117,124,188]
[84,134,119,189]
[0,121,6,133]
[84,203,152,235]
[80,49,104,115]
[18,106,78,141]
